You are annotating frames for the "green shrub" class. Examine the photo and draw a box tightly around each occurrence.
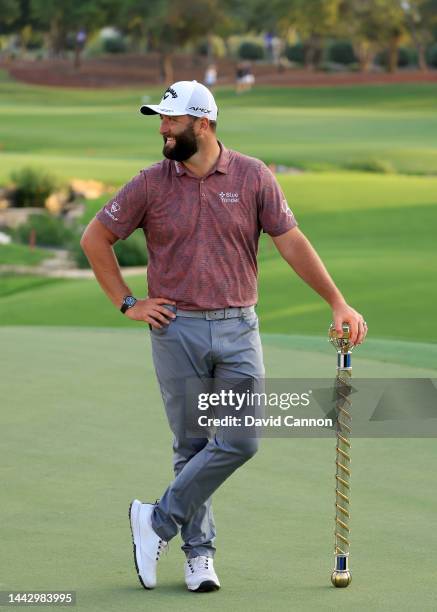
[398,47,417,67]
[227,35,265,58]
[10,167,58,208]
[328,41,357,65]
[345,159,396,174]
[285,43,305,64]
[426,43,437,67]
[375,47,417,68]
[65,33,77,51]
[26,31,44,51]
[83,33,104,57]
[70,239,90,269]
[197,35,226,58]
[114,233,148,266]
[72,230,148,269]
[103,36,127,54]
[13,213,76,248]
[239,41,264,61]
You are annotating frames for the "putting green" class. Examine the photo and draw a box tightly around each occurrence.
[1,327,436,611]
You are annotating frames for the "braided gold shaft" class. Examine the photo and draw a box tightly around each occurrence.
[329,323,355,588]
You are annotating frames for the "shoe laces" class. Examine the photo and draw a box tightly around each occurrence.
[155,538,168,561]
[188,555,211,573]
[153,499,169,562]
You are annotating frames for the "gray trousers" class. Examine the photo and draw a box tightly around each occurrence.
[149,307,264,559]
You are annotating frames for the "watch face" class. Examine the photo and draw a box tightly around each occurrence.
[125,296,136,307]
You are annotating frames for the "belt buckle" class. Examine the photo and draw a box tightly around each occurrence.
[206,309,225,320]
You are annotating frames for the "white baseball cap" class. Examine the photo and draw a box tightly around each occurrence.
[140,80,218,121]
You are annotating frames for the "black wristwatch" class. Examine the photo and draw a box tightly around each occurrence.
[120,295,137,314]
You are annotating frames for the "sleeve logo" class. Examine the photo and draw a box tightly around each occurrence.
[281,199,292,216]
[104,200,120,221]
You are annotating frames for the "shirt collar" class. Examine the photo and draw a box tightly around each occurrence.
[215,141,230,174]
[174,160,186,176]
[174,141,229,177]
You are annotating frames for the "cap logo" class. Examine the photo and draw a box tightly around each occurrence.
[188,106,211,114]
[163,87,178,100]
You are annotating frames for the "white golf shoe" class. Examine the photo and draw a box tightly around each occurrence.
[185,555,221,592]
[128,499,168,589]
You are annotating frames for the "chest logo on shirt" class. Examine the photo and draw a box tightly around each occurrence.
[218,192,239,204]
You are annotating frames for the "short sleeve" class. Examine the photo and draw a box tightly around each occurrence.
[95,171,147,240]
[257,164,298,237]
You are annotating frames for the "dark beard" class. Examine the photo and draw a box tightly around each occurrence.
[162,123,198,161]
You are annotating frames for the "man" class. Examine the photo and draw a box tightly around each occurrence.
[80,80,367,593]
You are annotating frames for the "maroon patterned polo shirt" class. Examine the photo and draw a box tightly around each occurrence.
[96,143,297,309]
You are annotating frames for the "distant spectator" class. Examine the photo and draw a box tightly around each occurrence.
[204,64,217,90]
[74,29,87,68]
[76,30,87,48]
[271,37,282,67]
[235,62,255,94]
[264,32,274,62]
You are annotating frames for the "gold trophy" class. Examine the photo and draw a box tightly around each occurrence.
[328,323,357,588]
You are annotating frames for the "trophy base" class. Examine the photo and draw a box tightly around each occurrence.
[331,570,352,588]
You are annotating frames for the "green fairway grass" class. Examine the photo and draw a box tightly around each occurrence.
[2,71,436,612]
[1,326,436,612]
[0,275,62,299]
[1,172,436,345]
[1,81,437,182]
[0,243,54,266]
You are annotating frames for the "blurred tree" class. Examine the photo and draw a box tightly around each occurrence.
[0,0,40,55]
[229,0,285,34]
[338,0,408,72]
[226,0,342,68]
[115,0,160,54]
[275,0,342,69]
[402,0,437,71]
[30,0,118,58]
[226,0,290,67]
[118,0,233,83]
[0,0,21,28]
